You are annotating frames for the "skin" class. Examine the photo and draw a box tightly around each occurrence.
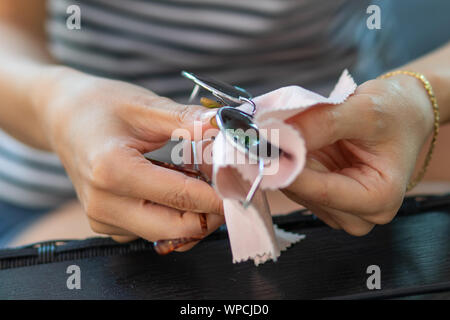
[0,1,224,246]
[1,1,449,246]
[284,47,450,236]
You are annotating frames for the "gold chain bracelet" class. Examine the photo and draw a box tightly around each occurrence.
[378,70,440,192]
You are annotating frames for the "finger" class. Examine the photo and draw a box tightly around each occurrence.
[130,201,219,241]
[88,217,136,236]
[306,205,342,230]
[286,167,377,214]
[287,186,375,236]
[128,96,218,139]
[309,144,352,171]
[315,205,375,236]
[90,193,221,242]
[174,213,225,252]
[111,235,140,243]
[91,146,223,215]
[286,176,376,236]
[282,189,341,229]
[286,94,375,151]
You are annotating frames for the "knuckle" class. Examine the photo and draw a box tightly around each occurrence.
[319,107,339,139]
[165,178,195,211]
[174,104,195,126]
[328,223,342,230]
[316,179,332,208]
[89,145,121,189]
[367,193,402,225]
[366,211,396,225]
[85,203,101,221]
[89,157,112,189]
[88,218,107,235]
[355,172,402,216]
[367,98,388,132]
[361,95,386,135]
[191,181,222,214]
[205,195,222,215]
[344,222,374,237]
[372,179,404,214]
[84,191,104,221]
[353,84,392,137]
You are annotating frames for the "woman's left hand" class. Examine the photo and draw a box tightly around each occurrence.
[283,74,435,236]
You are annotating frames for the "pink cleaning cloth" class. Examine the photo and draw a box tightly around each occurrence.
[212,70,357,265]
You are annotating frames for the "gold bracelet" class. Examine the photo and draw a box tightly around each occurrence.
[378,70,440,192]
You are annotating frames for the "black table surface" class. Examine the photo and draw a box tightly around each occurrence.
[0,209,449,299]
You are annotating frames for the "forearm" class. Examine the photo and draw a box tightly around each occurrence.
[0,22,59,150]
[399,42,450,125]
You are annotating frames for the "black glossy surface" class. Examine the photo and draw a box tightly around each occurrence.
[0,211,449,299]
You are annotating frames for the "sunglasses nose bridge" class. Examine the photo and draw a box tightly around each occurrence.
[240,97,256,115]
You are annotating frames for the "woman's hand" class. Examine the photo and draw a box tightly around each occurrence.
[34,67,224,245]
[283,74,435,236]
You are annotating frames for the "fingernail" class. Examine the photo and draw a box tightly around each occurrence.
[210,116,218,128]
[153,236,203,255]
[200,97,223,109]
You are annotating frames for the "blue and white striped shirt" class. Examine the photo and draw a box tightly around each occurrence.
[1,0,383,209]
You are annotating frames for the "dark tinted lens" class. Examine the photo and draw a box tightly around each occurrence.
[217,108,279,159]
[219,107,255,131]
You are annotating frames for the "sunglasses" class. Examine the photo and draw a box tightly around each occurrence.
[150,71,285,255]
[182,71,283,207]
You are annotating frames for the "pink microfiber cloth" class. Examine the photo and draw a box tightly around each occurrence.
[212,70,357,265]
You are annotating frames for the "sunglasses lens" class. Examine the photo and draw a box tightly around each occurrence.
[217,108,278,160]
[219,107,255,131]
[202,76,251,101]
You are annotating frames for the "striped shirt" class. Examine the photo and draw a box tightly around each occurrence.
[0,0,381,209]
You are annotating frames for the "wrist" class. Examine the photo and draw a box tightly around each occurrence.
[423,71,450,125]
[379,70,440,191]
[384,73,435,138]
[29,66,86,150]
[393,64,450,125]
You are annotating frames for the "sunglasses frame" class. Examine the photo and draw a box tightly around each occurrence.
[181,70,283,208]
[181,71,256,113]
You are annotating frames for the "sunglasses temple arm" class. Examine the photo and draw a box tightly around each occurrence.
[191,141,200,172]
[243,158,264,208]
[213,93,228,106]
[189,84,200,103]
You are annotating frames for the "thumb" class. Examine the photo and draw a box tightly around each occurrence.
[286,96,365,151]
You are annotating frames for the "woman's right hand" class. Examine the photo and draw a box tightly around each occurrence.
[33,67,224,244]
